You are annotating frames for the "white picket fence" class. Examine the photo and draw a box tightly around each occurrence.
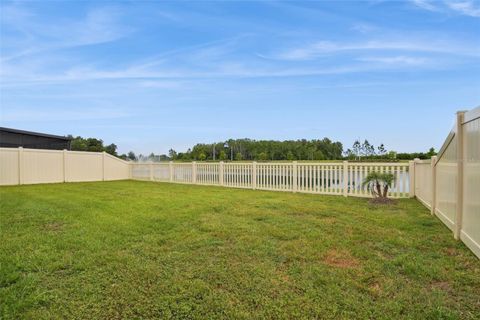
[131,161,411,198]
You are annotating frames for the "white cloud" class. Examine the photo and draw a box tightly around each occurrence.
[357,56,428,65]
[446,1,480,17]
[1,5,132,62]
[411,0,480,17]
[411,0,439,11]
[272,39,480,61]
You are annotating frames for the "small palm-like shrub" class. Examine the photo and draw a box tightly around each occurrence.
[362,172,395,199]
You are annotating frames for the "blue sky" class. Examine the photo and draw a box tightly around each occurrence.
[1,0,479,155]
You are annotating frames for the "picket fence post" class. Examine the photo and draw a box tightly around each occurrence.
[292,161,298,192]
[192,161,197,184]
[219,161,224,186]
[252,162,257,189]
[149,162,154,181]
[430,156,437,215]
[454,111,466,240]
[409,160,416,198]
[343,161,348,197]
[169,161,173,182]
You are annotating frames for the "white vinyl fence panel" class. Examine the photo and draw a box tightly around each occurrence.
[131,161,410,198]
[414,160,432,209]
[412,107,480,259]
[23,149,64,184]
[105,153,131,181]
[0,147,130,185]
[66,151,103,182]
[461,110,480,258]
[0,148,20,185]
[435,137,457,230]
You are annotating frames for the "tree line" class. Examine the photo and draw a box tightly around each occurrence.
[69,135,436,162]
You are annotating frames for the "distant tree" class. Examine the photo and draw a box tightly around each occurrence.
[286,151,295,160]
[198,153,206,161]
[235,152,243,161]
[258,152,268,161]
[70,136,120,157]
[377,144,387,156]
[168,149,177,160]
[352,140,361,160]
[104,143,117,156]
[218,150,227,161]
[127,151,136,161]
[427,147,437,158]
[159,154,170,161]
[387,151,397,160]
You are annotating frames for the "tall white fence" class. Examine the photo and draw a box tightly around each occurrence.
[412,107,480,259]
[131,161,411,198]
[0,147,130,185]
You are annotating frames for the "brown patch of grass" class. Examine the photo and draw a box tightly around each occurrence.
[369,197,397,205]
[431,281,452,293]
[323,249,360,269]
[445,247,457,256]
[43,222,65,232]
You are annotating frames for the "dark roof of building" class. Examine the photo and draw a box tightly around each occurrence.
[0,127,72,141]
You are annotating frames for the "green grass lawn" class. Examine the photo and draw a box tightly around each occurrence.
[1,181,479,319]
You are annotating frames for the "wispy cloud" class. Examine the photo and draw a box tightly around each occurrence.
[271,39,480,61]
[446,1,480,17]
[357,55,428,66]
[411,0,439,11]
[410,0,480,17]
[1,5,132,62]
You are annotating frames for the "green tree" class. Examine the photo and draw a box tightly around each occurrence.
[258,152,268,161]
[127,151,136,161]
[168,149,177,160]
[286,151,295,160]
[218,150,227,160]
[198,153,206,161]
[235,152,243,161]
[104,143,117,156]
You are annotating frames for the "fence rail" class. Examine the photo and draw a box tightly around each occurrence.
[131,161,411,198]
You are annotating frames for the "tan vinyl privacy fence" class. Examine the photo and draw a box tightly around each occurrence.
[0,147,130,185]
[411,107,480,259]
[131,161,411,198]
